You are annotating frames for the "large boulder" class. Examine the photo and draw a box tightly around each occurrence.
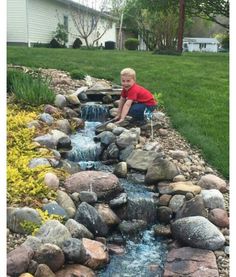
[197,174,227,192]
[55,264,95,277]
[171,216,225,250]
[64,171,123,201]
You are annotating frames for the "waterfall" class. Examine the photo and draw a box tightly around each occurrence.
[81,102,109,122]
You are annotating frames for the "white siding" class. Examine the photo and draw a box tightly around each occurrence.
[7,0,27,43]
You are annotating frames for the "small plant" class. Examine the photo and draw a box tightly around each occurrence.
[70,69,86,80]
[104,41,116,50]
[73,38,83,48]
[49,38,65,48]
[8,70,55,106]
[53,23,68,47]
[125,38,139,50]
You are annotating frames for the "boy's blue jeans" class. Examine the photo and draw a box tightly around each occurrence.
[128,103,156,121]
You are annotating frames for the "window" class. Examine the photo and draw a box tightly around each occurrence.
[199,43,206,49]
[64,15,68,32]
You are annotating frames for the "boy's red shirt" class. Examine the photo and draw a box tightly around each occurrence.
[121,83,157,106]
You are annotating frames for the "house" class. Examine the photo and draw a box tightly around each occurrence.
[7,0,117,47]
[183,37,219,52]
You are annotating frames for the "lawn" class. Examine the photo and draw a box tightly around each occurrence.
[7,47,229,178]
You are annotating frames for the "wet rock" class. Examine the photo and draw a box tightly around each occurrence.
[119,145,135,161]
[33,243,65,272]
[82,238,109,269]
[79,191,98,204]
[163,247,219,277]
[74,202,109,236]
[113,161,128,178]
[171,216,225,250]
[7,245,34,276]
[168,195,185,213]
[107,244,125,255]
[95,131,116,145]
[153,224,171,237]
[157,206,173,223]
[109,193,128,207]
[158,194,172,206]
[64,171,123,201]
[95,203,121,226]
[157,182,172,194]
[65,219,94,239]
[127,172,145,184]
[106,142,119,159]
[118,219,147,235]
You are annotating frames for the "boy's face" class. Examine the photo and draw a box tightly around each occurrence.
[121,75,135,90]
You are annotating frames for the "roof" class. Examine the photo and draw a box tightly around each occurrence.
[55,0,117,21]
[183,37,219,44]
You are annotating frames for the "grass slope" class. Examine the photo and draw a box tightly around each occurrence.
[7,47,229,178]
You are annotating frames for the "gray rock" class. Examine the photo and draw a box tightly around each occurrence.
[171,216,225,250]
[55,119,72,134]
[23,235,42,252]
[201,189,225,209]
[118,219,147,236]
[43,202,68,219]
[157,206,173,223]
[28,157,51,168]
[54,94,67,108]
[109,193,128,207]
[35,220,71,248]
[112,126,126,136]
[7,207,42,234]
[145,158,179,185]
[33,134,56,149]
[113,162,127,178]
[39,113,54,125]
[62,238,87,263]
[168,195,185,213]
[116,128,140,148]
[74,202,109,237]
[96,131,116,146]
[65,219,94,239]
[34,243,65,272]
[56,190,76,218]
[79,191,98,204]
[119,145,135,161]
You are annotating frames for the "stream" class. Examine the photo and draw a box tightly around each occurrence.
[66,104,168,276]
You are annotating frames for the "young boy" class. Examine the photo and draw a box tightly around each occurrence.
[114,68,157,124]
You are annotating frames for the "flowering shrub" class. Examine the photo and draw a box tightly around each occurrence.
[7,104,66,206]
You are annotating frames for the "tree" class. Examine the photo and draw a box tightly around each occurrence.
[69,0,113,48]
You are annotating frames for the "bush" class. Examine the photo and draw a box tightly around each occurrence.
[33,42,50,48]
[153,49,182,56]
[105,41,116,50]
[70,69,86,80]
[221,34,229,50]
[125,38,139,50]
[73,38,83,49]
[49,38,65,48]
[8,70,55,106]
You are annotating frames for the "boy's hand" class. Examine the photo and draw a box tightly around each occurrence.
[115,118,124,124]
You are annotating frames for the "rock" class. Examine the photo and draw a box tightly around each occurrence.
[173,174,186,182]
[163,247,219,277]
[64,171,123,201]
[118,219,147,235]
[145,158,179,185]
[106,143,119,159]
[79,191,98,204]
[56,190,76,218]
[107,244,125,255]
[66,94,80,105]
[109,193,128,207]
[7,207,42,234]
[62,238,87,263]
[22,236,42,252]
[168,195,185,213]
[112,126,126,136]
[39,113,54,125]
[175,195,207,219]
[42,202,68,219]
[35,220,71,248]
[27,120,41,129]
[113,162,128,178]
[33,243,65,272]
[126,150,163,171]
[28,157,51,168]
[201,189,225,209]
[119,145,135,161]
[34,264,56,277]
[208,208,229,228]
[198,174,227,192]
[153,224,171,237]
[82,238,109,269]
[157,206,173,223]
[54,94,67,108]
[95,131,116,145]
[65,219,94,239]
[169,181,201,195]
[7,245,34,276]
[169,150,188,160]
[158,194,172,206]
[44,104,59,114]
[44,172,60,191]
[127,173,145,184]
[55,264,95,277]
[116,128,140,148]
[171,216,225,250]
[95,203,121,226]
[54,119,72,134]
[74,202,109,237]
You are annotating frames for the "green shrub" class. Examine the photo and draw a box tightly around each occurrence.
[70,69,86,79]
[125,38,139,50]
[153,49,181,56]
[8,70,55,106]
[73,38,83,48]
[105,41,116,50]
[49,38,65,48]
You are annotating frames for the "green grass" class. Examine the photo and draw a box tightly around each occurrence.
[7,47,229,178]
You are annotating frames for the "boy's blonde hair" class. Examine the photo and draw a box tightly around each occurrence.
[120,68,136,81]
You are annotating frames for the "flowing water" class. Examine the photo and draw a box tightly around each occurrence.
[67,104,168,276]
